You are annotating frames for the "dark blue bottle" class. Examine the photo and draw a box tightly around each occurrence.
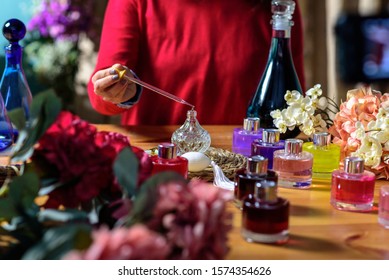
[1,18,33,135]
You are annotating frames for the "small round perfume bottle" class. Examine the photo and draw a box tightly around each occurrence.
[232,117,263,157]
[171,109,211,155]
[151,142,189,178]
[331,156,375,212]
[251,128,285,169]
[234,155,278,209]
[273,138,313,189]
[302,132,340,181]
[241,180,289,244]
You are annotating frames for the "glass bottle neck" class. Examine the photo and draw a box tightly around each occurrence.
[4,43,22,66]
[272,29,291,38]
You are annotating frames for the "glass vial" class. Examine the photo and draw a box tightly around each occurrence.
[232,117,262,157]
[251,128,284,169]
[302,132,341,181]
[331,156,375,212]
[234,155,278,209]
[378,185,389,229]
[0,18,33,132]
[246,0,302,139]
[241,180,289,244]
[171,109,211,155]
[273,138,313,189]
[151,142,189,178]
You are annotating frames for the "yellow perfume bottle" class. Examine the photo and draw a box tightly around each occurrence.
[303,132,340,182]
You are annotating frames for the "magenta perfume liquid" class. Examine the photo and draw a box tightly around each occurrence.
[251,129,284,169]
[151,142,189,178]
[234,155,278,209]
[331,157,375,212]
[302,132,340,182]
[242,180,289,244]
[273,138,313,189]
[232,117,263,157]
[378,185,389,229]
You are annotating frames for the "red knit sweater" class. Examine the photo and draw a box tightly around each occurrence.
[88,0,305,125]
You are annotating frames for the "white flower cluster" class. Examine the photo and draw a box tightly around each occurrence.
[352,108,389,168]
[270,84,328,136]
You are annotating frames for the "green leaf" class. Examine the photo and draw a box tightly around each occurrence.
[37,209,89,224]
[8,172,40,210]
[10,89,62,163]
[126,171,186,226]
[22,224,92,260]
[113,147,139,198]
[7,108,26,130]
[0,199,17,220]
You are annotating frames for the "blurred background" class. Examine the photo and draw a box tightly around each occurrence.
[1,0,389,124]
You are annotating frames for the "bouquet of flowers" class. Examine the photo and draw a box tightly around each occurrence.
[0,90,232,259]
[329,86,389,179]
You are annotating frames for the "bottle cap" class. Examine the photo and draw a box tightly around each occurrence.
[243,117,260,132]
[255,180,277,202]
[344,156,364,174]
[313,132,331,147]
[285,138,303,154]
[271,0,295,30]
[246,155,268,175]
[158,142,177,159]
[262,129,280,143]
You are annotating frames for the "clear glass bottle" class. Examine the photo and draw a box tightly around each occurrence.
[0,18,33,133]
[171,109,211,155]
[246,0,302,139]
[331,156,375,212]
[241,180,289,244]
[151,142,189,178]
[0,97,13,151]
[251,128,285,169]
[234,155,278,209]
[273,138,313,189]
[378,185,389,229]
[232,117,263,157]
[303,132,341,181]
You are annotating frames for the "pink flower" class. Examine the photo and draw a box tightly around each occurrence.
[64,225,170,260]
[147,179,233,260]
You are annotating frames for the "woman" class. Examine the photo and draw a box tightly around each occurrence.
[88,0,305,125]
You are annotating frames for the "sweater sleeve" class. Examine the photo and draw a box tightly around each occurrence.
[87,0,141,116]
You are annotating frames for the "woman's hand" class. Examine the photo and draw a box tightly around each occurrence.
[92,63,137,104]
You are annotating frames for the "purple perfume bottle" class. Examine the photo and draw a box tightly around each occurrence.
[232,117,263,157]
[331,156,375,212]
[273,138,313,189]
[251,128,284,169]
[234,155,278,209]
[242,180,289,244]
[151,142,189,178]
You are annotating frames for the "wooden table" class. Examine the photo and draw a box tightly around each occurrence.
[97,124,389,260]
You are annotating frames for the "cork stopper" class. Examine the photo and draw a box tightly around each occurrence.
[158,143,177,159]
[285,138,303,154]
[344,156,364,174]
[243,117,260,132]
[262,129,280,144]
[246,155,268,175]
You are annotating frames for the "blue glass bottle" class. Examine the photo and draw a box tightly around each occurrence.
[0,97,13,151]
[0,18,33,134]
[246,0,302,139]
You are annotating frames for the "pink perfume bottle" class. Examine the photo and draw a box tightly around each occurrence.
[331,156,375,212]
[234,155,278,209]
[251,129,285,169]
[232,117,263,157]
[378,185,389,229]
[273,138,313,189]
[241,180,289,244]
[151,142,189,178]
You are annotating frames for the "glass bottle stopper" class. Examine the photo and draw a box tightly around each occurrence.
[243,117,260,132]
[262,128,280,143]
[171,109,211,155]
[158,143,178,159]
[255,180,277,202]
[344,156,364,174]
[247,155,268,175]
[284,138,303,154]
[271,0,295,30]
[3,18,26,43]
[313,132,331,147]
